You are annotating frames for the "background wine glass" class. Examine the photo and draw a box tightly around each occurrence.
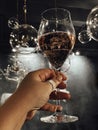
[38,8,78,123]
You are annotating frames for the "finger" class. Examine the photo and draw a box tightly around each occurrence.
[30,68,55,82]
[50,90,71,100]
[40,103,63,112]
[26,110,37,120]
[57,82,67,89]
[56,71,67,81]
[38,69,55,81]
[46,74,63,92]
[38,69,67,82]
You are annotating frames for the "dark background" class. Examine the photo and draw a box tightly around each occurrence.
[0,1,98,130]
[0,0,98,53]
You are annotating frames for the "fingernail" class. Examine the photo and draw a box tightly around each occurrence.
[57,106,63,112]
[57,75,63,81]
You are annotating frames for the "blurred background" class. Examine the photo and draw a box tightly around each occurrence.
[0,0,98,130]
[0,0,98,53]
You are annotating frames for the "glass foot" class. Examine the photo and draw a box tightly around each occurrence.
[40,114,78,123]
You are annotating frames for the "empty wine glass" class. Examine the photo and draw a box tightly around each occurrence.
[9,24,38,54]
[78,30,91,44]
[8,17,19,30]
[37,8,78,123]
[86,5,98,41]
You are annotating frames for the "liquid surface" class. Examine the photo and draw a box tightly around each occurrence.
[38,31,75,69]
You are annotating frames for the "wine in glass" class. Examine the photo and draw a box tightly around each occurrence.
[38,8,78,123]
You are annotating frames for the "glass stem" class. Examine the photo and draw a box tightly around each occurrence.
[53,68,62,115]
[55,84,62,115]
[56,88,60,106]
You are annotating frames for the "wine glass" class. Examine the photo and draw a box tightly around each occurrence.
[86,5,98,41]
[37,8,78,123]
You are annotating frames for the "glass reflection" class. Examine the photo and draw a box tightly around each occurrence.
[9,24,38,54]
[87,5,98,41]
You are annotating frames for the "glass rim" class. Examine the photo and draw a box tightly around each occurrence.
[41,8,71,20]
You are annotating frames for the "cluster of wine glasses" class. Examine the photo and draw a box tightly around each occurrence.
[0,16,38,83]
[4,5,98,124]
[6,7,79,124]
[7,7,79,124]
[0,17,38,85]
[1,5,98,124]
[78,5,98,44]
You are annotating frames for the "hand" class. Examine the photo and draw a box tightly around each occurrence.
[19,68,70,120]
[0,68,71,130]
